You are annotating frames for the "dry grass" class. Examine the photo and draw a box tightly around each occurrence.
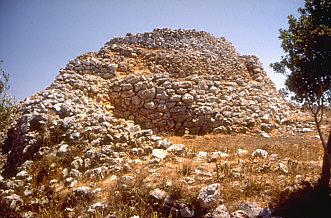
[70,128,327,216]
[165,133,324,211]
[3,108,329,217]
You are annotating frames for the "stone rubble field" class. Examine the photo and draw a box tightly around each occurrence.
[0,28,325,218]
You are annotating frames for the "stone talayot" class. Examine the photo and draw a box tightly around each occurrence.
[0,28,301,216]
[68,28,291,136]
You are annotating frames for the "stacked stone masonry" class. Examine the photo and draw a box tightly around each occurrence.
[64,28,290,135]
[0,28,303,217]
[3,28,291,176]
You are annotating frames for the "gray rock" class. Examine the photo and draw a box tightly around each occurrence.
[64,207,75,218]
[131,95,141,105]
[57,144,69,156]
[236,149,248,156]
[49,179,58,185]
[182,93,194,103]
[144,101,156,109]
[181,177,195,185]
[22,211,36,218]
[237,203,271,218]
[5,180,22,190]
[258,208,272,218]
[152,149,167,159]
[21,160,34,170]
[230,210,249,218]
[71,157,84,169]
[69,169,82,179]
[198,151,208,158]
[276,162,289,174]
[69,132,81,142]
[252,149,268,159]
[102,73,114,79]
[87,202,108,214]
[156,90,169,100]
[16,170,30,179]
[122,83,133,91]
[260,115,270,123]
[2,194,23,210]
[53,102,73,116]
[156,139,172,149]
[210,151,229,159]
[180,206,195,217]
[149,188,167,201]
[120,175,134,185]
[212,204,230,218]
[260,131,271,138]
[166,144,185,154]
[73,186,91,198]
[84,166,109,180]
[139,88,155,99]
[197,183,221,209]
[122,163,132,173]
[301,127,312,133]
[65,177,77,188]
[260,124,272,133]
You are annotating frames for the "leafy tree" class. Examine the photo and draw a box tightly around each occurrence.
[271,0,331,193]
[0,60,14,138]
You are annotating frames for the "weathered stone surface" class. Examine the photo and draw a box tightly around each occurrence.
[0,28,307,217]
[236,203,272,218]
[212,204,231,218]
[152,149,168,159]
[251,149,268,159]
[230,210,250,218]
[180,206,195,217]
[2,194,23,210]
[149,188,167,201]
[57,144,69,156]
[197,183,221,209]
[166,144,185,154]
[236,149,248,157]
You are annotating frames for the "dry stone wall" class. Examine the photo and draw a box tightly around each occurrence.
[63,28,290,135]
[0,28,304,217]
[2,28,293,175]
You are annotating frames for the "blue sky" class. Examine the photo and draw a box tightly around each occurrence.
[0,0,303,101]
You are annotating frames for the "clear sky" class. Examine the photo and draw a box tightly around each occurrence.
[0,0,303,101]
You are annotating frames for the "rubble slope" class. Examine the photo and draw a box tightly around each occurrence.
[0,28,299,217]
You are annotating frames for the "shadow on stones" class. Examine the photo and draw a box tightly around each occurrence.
[270,181,331,218]
[0,200,22,218]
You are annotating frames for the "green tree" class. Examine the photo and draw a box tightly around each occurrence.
[0,61,14,138]
[271,0,331,193]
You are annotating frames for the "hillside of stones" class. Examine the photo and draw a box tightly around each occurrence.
[2,28,293,175]
[0,28,309,217]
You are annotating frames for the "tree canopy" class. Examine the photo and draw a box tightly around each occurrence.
[271,0,331,105]
[272,0,331,195]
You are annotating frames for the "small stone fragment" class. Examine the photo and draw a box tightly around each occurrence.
[197,183,221,209]
[152,149,168,159]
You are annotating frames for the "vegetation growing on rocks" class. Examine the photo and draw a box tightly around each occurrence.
[0,28,330,217]
[0,61,14,140]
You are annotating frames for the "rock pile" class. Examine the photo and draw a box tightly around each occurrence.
[65,28,290,135]
[0,28,297,217]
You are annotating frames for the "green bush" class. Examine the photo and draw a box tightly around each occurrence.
[0,61,14,138]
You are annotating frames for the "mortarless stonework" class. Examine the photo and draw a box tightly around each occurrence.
[0,28,307,217]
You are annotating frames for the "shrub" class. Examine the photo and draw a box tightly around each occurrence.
[0,61,14,139]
